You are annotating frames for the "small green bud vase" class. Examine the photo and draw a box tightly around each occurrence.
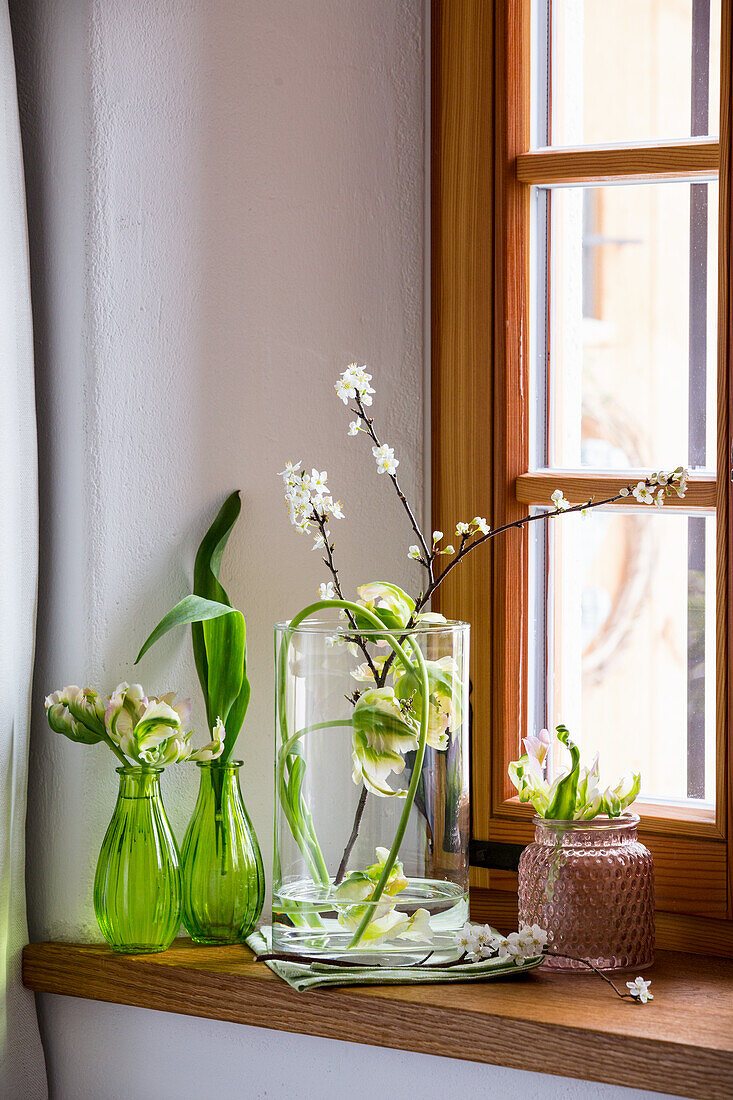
[94,766,182,953]
[181,760,265,944]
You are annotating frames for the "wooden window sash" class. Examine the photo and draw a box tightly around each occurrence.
[516,472,717,510]
[517,140,720,186]
[431,0,733,950]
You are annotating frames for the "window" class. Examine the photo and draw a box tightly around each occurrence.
[432,0,733,951]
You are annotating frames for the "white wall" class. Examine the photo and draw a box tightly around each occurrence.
[11,2,676,1098]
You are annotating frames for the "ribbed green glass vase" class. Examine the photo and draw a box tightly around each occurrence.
[181,761,265,944]
[94,766,182,953]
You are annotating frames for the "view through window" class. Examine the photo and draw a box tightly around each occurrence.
[527,0,721,808]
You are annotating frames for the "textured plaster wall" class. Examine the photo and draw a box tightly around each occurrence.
[12,2,675,1098]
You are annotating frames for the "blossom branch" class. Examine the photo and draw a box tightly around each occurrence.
[352,392,434,582]
[334,785,368,885]
[313,510,379,682]
[542,950,652,1001]
[414,470,686,615]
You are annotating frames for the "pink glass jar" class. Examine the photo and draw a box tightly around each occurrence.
[518,814,654,973]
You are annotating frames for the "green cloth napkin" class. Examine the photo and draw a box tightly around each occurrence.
[246,927,544,992]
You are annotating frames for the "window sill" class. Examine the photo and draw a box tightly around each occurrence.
[23,940,733,1098]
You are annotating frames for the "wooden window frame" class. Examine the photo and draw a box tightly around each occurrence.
[431,0,733,954]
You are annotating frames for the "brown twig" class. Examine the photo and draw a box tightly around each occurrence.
[334,784,369,884]
[542,949,644,1000]
[353,393,434,583]
[313,509,379,682]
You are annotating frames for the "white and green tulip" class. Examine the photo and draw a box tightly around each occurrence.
[394,655,462,751]
[351,687,419,796]
[509,724,641,821]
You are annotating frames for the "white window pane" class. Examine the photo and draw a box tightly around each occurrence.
[529,508,716,807]
[535,0,722,147]
[533,180,718,471]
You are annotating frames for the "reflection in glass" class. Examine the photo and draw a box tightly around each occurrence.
[529,508,716,807]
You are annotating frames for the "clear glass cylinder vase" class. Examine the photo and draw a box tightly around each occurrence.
[93,766,182,953]
[181,760,265,944]
[273,618,470,959]
[518,814,654,972]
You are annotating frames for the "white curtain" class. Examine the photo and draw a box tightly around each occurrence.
[0,1,47,1095]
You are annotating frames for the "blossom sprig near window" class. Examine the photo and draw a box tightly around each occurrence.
[454,922,653,1003]
[458,921,548,965]
[45,683,224,767]
[279,462,346,547]
[626,976,654,1003]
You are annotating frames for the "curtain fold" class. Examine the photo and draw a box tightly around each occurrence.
[0,1,47,1094]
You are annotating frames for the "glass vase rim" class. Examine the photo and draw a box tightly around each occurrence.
[532,812,640,830]
[274,616,470,636]
[196,758,243,769]
[115,764,164,775]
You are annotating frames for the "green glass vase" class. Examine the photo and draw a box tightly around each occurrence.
[93,766,182,953]
[181,760,265,944]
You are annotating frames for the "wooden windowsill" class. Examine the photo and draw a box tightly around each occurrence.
[23,940,733,1098]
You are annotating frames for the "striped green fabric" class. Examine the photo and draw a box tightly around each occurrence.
[246,927,544,993]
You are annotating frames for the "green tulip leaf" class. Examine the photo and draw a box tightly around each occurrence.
[192,491,244,729]
[135,491,250,763]
[134,594,241,664]
[546,724,581,819]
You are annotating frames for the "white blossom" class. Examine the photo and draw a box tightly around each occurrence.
[372,443,399,475]
[457,923,480,954]
[486,934,510,960]
[335,363,376,407]
[473,516,490,535]
[551,489,571,511]
[325,634,343,648]
[439,544,455,555]
[505,923,547,965]
[277,460,302,486]
[455,522,471,536]
[432,530,443,543]
[632,481,655,505]
[626,976,653,1003]
[348,420,360,436]
[310,469,329,501]
[321,495,345,520]
[280,462,346,533]
[351,662,377,682]
[619,487,630,497]
[318,581,336,600]
[312,533,326,550]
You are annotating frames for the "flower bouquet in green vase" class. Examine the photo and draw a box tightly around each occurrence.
[45,683,222,952]
[136,491,265,944]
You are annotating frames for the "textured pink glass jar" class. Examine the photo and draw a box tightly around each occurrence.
[518,814,654,973]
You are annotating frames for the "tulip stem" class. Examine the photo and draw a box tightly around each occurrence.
[102,734,132,768]
[277,600,419,893]
[347,636,430,949]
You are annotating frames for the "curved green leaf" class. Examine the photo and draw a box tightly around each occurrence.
[546,724,581,819]
[203,605,245,732]
[134,594,241,664]
[192,491,250,757]
[192,491,242,725]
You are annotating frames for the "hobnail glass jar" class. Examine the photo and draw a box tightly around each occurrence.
[273,618,470,959]
[518,813,654,972]
[181,760,265,944]
[94,766,182,953]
